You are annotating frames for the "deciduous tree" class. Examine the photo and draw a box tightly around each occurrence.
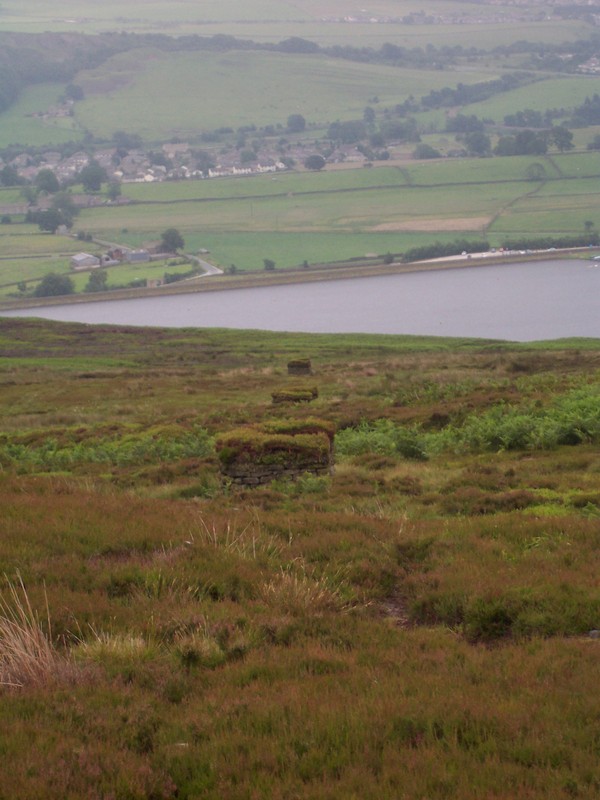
[0,165,21,186]
[36,208,66,233]
[161,228,185,252]
[304,154,326,171]
[79,161,107,192]
[35,168,59,194]
[107,182,121,201]
[549,125,574,152]
[85,269,108,293]
[287,114,306,133]
[33,272,75,297]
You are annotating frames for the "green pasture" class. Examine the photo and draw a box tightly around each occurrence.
[122,167,410,203]
[0,0,303,34]
[407,155,563,185]
[72,154,600,270]
[544,151,600,178]
[0,258,174,299]
[73,49,499,139]
[135,18,590,48]
[181,230,480,271]
[491,179,600,236]
[112,156,570,221]
[0,84,83,148]
[0,188,24,205]
[0,228,95,257]
[2,149,600,284]
[237,19,590,48]
[572,125,600,151]
[462,77,600,124]
[0,0,577,28]
[0,256,74,295]
[535,175,600,197]
[0,227,102,293]
[67,260,172,293]
[81,180,521,236]
[0,0,587,50]
[492,209,600,237]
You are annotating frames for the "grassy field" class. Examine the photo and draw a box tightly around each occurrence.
[2,150,600,293]
[0,2,596,151]
[0,227,95,257]
[0,227,102,295]
[0,0,302,35]
[0,189,25,205]
[178,230,468,271]
[82,182,520,234]
[405,155,566,185]
[123,167,412,202]
[67,260,179,294]
[0,0,587,48]
[64,180,517,273]
[177,19,591,48]
[0,317,599,798]
[543,151,600,178]
[73,50,499,138]
[79,154,600,270]
[0,84,83,148]
[461,76,600,125]
[491,177,600,236]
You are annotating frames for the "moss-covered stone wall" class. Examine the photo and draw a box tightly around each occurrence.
[217,418,335,485]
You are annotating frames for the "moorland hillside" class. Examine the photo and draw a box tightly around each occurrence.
[1,318,599,798]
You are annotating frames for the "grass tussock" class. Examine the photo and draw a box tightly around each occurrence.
[191,513,284,562]
[0,575,74,688]
[260,567,346,616]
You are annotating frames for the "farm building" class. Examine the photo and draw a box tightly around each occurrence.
[125,249,150,263]
[100,254,120,267]
[70,253,100,270]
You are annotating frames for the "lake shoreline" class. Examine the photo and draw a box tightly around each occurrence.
[2,257,598,341]
[0,248,591,312]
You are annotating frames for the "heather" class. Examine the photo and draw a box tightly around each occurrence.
[1,318,600,799]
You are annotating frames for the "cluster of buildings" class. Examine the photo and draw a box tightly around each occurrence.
[0,121,405,193]
[578,56,600,74]
[321,7,553,26]
[70,247,160,271]
[2,143,291,187]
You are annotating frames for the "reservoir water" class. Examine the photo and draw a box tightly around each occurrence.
[2,259,599,341]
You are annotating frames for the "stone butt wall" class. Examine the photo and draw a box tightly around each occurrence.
[223,462,331,486]
[217,418,335,487]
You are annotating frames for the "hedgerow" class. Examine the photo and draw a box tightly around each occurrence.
[401,239,489,263]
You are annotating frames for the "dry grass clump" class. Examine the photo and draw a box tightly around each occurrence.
[260,567,346,616]
[191,512,283,561]
[173,629,227,671]
[0,575,74,688]
[77,630,150,662]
